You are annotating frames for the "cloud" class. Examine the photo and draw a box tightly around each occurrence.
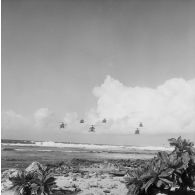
[34,108,56,129]
[2,77,195,138]
[1,108,58,139]
[63,112,78,124]
[90,76,195,134]
[2,110,30,130]
[1,110,31,138]
[62,112,81,131]
[63,112,95,133]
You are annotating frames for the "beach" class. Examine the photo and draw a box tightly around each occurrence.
[2,159,131,195]
[1,139,163,195]
[2,139,195,195]
[1,156,148,195]
[2,0,195,193]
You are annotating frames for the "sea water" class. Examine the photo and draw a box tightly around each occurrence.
[2,134,194,170]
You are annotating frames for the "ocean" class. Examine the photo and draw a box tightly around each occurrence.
[1,139,174,171]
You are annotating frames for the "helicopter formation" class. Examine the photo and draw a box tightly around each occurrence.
[59,119,143,134]
[59,118,107,132]
[135,122,143,135]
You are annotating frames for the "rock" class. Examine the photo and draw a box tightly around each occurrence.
[1,169,19,181]
[89,172,98,178]
[52,185,81,193]
[103,189,111,193]
[108,184,117,189]
[90,181,99,188]
[99,185,104,189]
[25,161,45,173]
[110,171,126,177]
[100,175,106,179]
[72,176,77,181]
[1,180,13,192]
[83,174,89,179]
[1,169,19,192]
[63,173,69,177]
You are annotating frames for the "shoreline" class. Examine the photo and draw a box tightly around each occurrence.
[1,143,157,171]
[2,158,149,195]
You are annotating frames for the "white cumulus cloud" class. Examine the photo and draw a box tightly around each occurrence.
[89,76,195,134]
[2,77,195,138]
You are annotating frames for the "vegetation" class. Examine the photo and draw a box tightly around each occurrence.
[125,136,195,195]
[9,163,56,195]
[7,136,195,195]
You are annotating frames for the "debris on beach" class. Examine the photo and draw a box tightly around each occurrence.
[1,169,19,192]
[3,137,194,195]
[1,160,130,195]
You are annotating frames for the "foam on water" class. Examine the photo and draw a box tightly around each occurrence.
[35,141,173,151]
[2,141,173,151]
[15,149,53,152]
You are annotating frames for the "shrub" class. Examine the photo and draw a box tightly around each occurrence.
[125,136,195,195]
[9,170,33,195]
[9,163,56,195]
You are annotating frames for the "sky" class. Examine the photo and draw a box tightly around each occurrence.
[1,0,195,144]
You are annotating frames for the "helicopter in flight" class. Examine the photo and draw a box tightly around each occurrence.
[135,128,140,135]
[79,118,107,124]
[80,119,85,123]
[89,125,95,132]
[58,117,107,133]
[134,122,143,134]
[78,118,107,133]
[102,118,107,123]
[59,122,66,129]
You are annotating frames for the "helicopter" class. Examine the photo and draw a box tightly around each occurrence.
[59,122,66,129]
[58,118,107,132]
[80,119,85,123]
[102,118,107,123]
[135,128,140,135]
[89,125,95,132]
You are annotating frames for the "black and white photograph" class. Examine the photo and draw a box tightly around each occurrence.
[1,0,195,194]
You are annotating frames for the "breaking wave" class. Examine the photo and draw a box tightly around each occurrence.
[2,140,173,151]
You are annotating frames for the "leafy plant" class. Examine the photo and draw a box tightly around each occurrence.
[125,155,175,195]
[169,137,195,155]
[9,163,56,195]
[9,170,33,195]
[125,136,195,195]
[168,137,195,190]
[29,163,56,195]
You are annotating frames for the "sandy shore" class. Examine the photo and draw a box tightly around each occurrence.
[1,159,148,195]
